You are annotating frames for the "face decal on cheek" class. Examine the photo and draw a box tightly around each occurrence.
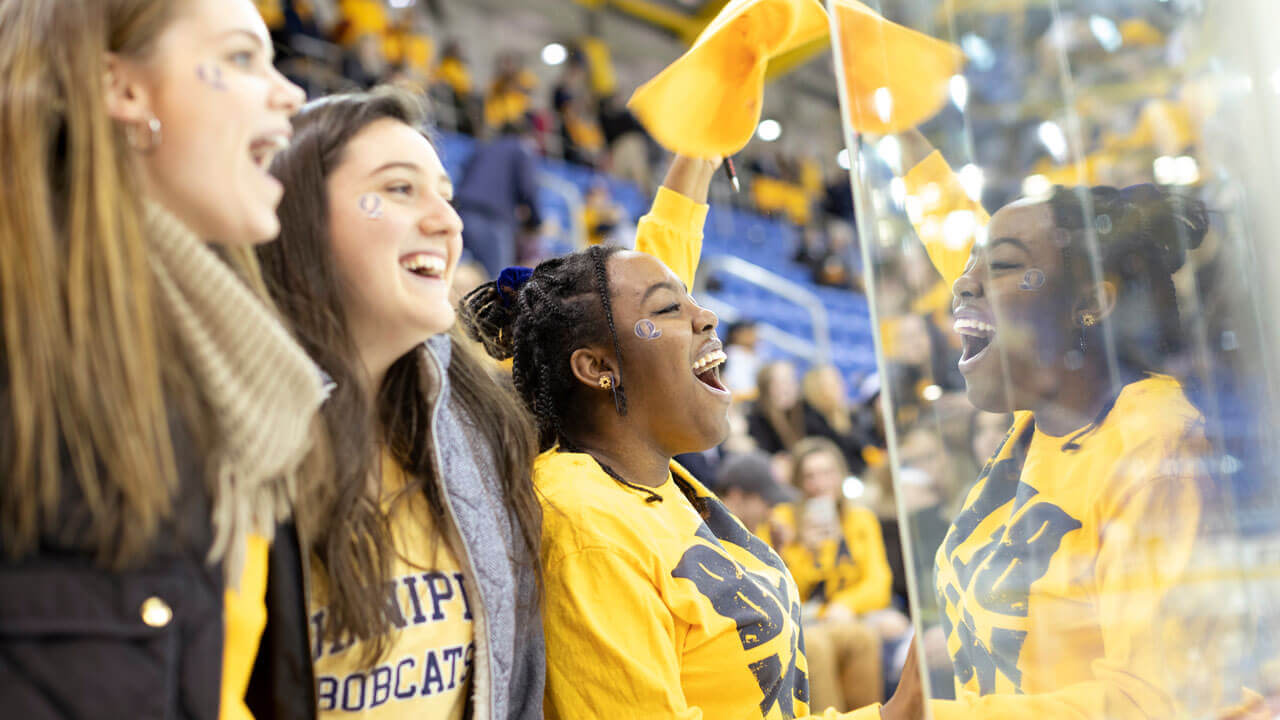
[1020,268,1046,291]
[634,319,662,340]
[1095,214,1113,235]
[358,193,383,219]
[195,63,226,90]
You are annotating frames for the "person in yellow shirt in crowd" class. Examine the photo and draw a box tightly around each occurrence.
[581,181,624,246]
[766,437,901,712]
[462,155,922,719]
[872,130,1248,718]
[259,87,545,720]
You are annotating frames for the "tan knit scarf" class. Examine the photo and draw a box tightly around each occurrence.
[145,204,325,587]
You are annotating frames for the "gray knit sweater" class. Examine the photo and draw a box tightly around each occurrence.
[419,335,544,720]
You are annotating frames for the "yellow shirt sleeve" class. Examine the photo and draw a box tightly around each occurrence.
[827,507,893,616]
[903,151,989,289]
[634,186,709,291]
[542,545,702,719]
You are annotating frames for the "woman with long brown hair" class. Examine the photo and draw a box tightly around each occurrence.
[749,360,807,455]
[258,88,542,719]
[0,1,324,718]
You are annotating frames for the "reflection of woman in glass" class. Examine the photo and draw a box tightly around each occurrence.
[902,143,1228,717]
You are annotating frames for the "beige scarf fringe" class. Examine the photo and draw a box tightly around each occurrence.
[145,204,324,587]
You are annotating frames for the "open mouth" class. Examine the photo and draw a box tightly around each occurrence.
[249,133,290,174]
[954,317,995,366]
[692,349,729,395]
[400,252,446,280]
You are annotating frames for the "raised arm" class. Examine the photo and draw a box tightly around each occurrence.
[634,156,719,289]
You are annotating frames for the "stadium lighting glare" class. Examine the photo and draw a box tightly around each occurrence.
[942,211,977,250]
[960,34,996,71]
[889,177,906,207]
[877,135,902,173]
[757,119,782,142]
[541,43,568,66]
[873,87,894,124]
[1037,121,1068,163]
[1089,15,1122,52]
[1022,174,1052,199]
[958,163,985,202]
[389,0,416,7]
[836,148,851,170]
[949,74,969,110]
[1155,155,1200,186]
[922,384,944,402]
[842,476,865,500]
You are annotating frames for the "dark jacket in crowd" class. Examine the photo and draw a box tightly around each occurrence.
[0,418,315,720]
[453,134,542,228]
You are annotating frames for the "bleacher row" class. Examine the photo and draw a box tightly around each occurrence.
[436,132,878,394]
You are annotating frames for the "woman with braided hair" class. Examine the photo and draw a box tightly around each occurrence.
[460,156,925,720]
[874,137,1247,719]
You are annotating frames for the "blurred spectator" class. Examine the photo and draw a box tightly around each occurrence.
[335,0,390,86]
[712,452,792,534]
[581,181,623,246]
[453,120,542,277]
[431,40,479,135]
[599,93,653,193]
[552,54,605,167]
[969,410,1014,466]
[747,361,805,455]
[801,364,872,474]
[766,437,897,711]
[723,320,762,398]
[484,51,536,132]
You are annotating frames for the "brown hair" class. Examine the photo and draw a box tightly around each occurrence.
[258,87,540,664]
[790,436,850,499]
[755,361,804,450]
[0,0,231,566]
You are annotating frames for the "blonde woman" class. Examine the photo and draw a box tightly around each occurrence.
[0,1,325,718]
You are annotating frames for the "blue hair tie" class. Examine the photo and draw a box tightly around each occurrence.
[496,266,533,307]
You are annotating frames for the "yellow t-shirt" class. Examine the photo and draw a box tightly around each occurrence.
[538,184,865,720]
[309,453,474,718]
[539,452,816,719]
[773,503,893,616]
[931,375,1222,719]
[221,533,270,720]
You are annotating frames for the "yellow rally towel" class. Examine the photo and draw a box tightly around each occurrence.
[627,0,962,158]
[627,0,828,158]
[832,0,964,135]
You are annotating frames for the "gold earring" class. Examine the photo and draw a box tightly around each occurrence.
[598,376,613,390]
[1080,313,1098,328]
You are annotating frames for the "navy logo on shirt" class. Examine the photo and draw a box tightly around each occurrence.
[939,447,1082,693]
[672,497,810,716]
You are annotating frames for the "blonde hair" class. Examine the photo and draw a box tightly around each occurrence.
[0,0,260,566]
[802,364,852,434]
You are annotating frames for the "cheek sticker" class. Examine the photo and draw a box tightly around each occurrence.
[634,319,662,340]
[1019,268,1046,291]
[358,193,383,219]
[195,63,226,90]
[1095,214,1113,235]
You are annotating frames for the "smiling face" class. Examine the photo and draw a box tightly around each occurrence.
[952,200,1078,413]
[113,0,304,244]
[326,118,463,378]
[603,251,732,455]
[798,449,844,500]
